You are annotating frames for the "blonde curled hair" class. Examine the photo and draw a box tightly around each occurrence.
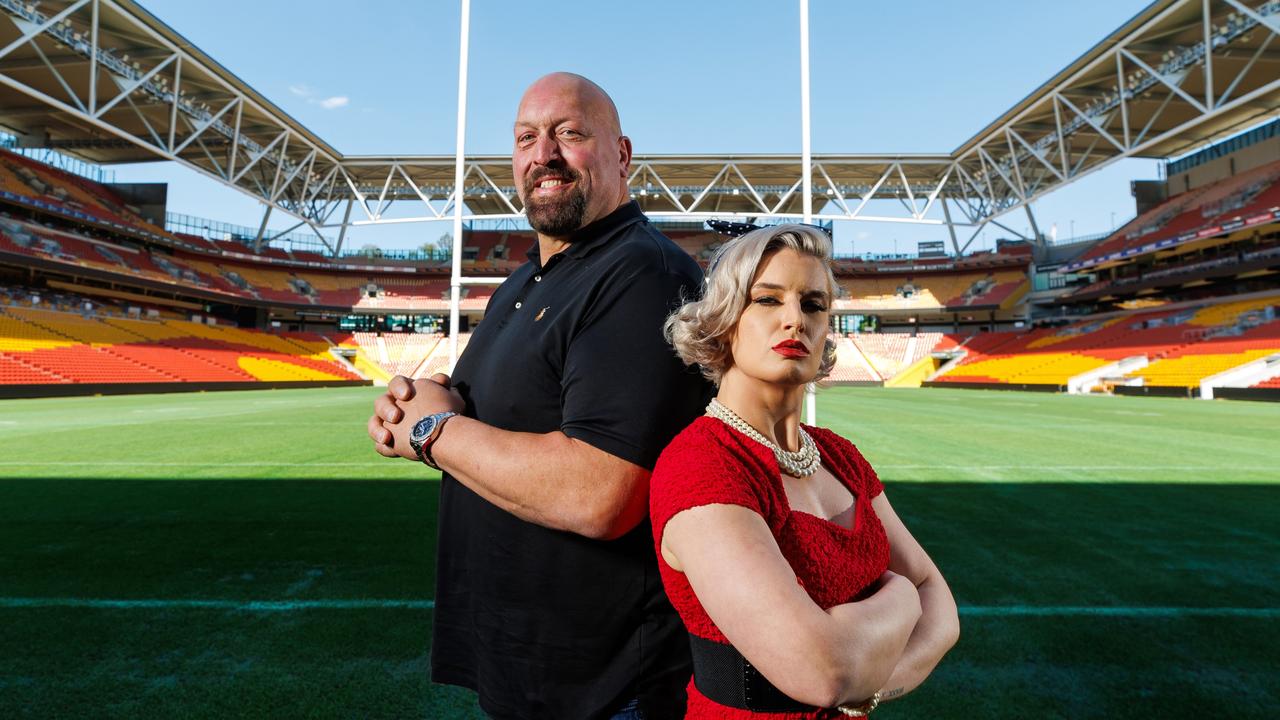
[665,224,838,385]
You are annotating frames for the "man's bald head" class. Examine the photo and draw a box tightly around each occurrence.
[512,73,633,239]
[517,72,622,137]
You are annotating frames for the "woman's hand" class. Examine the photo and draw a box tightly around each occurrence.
[822,570,922,700]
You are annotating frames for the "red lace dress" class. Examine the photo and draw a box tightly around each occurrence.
[650,417,891,720]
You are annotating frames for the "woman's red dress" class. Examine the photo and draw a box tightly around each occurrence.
[650,416,891,719]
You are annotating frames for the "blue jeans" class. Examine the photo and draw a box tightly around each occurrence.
[610,697,645,720]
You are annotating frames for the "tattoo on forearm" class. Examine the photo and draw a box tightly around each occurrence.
[883,687,904,699]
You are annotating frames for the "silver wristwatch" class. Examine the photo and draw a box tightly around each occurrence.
[408,411,458,469]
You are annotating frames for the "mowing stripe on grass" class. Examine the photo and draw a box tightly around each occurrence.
[0,598,1276,618]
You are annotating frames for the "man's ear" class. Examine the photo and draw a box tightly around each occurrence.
[617,135,633,178]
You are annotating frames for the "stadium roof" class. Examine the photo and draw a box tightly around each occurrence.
[1,0,1278,254]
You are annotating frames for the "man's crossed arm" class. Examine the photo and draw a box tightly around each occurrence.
[368,374,650,540]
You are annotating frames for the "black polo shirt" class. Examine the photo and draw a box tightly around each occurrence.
[431,202,712,720]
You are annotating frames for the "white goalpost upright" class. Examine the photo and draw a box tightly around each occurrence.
[447,0,471,373]
[444,0,504,374]
[800,0,817,426]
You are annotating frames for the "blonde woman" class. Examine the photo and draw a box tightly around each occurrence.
[651,224,958,718]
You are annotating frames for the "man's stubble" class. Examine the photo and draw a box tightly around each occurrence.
[523,165,590,237]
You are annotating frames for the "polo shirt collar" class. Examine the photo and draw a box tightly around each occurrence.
[524,201,645,265]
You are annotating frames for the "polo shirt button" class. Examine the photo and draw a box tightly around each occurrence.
[534,275,542,282]
[514,302,522,309]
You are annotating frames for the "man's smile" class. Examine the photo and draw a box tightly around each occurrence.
[532,177,574,195]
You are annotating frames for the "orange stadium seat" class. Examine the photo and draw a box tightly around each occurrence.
[0,302,362,386]
[933,295,1280,388]
[0,352,65,383]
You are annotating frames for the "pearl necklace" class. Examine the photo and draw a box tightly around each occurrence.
[706,398,820,477]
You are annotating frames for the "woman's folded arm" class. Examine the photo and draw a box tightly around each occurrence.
[661,503,921,708]
[868,492,961,702]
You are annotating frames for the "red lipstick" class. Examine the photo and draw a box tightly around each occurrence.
[772,339,810,359]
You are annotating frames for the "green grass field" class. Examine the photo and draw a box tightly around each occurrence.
[0,386,1277,719]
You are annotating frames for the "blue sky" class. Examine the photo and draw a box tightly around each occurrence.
[110,0,1164,255]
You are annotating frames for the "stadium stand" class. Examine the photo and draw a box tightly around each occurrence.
[0,209,469,311]
[171,232,222,253]
[6,215,499,315]
[462,232,505,262]
[825,335,881,384]
[294,271,367,306]
[948,270,1029,309]
[1127,298,1280,387]
[1069,158,1280,272]
[418,333,471,377]
[848,331,954,381]
[851,333,908,378]
[836,262,1030,314]
[0,148,173,242]
[0,296,362,387]
[838,274,970,311]
[3,133,1277,400]
[931,294,1280,389]
[328,332,386,383]
[351,331,443,378]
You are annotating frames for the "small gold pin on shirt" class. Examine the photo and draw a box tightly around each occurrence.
[535,306,549,321]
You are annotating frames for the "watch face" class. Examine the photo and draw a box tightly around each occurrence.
[410,416,436,443]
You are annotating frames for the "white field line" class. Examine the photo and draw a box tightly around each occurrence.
[959,606,1280,618]
[0,597,1274,618]
[234,421,359,426]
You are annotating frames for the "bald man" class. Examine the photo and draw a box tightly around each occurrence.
[370,73,711,719]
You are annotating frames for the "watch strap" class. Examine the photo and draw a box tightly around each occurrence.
[420,411,457,470]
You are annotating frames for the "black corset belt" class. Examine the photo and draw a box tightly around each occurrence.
[688,633,815,713]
